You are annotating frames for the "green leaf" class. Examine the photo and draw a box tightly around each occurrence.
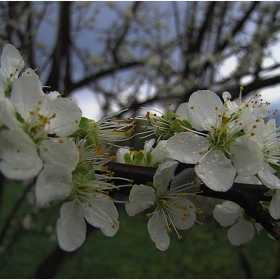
[146,151,152,166]
[260,200,271,210]
[124,153,133,164]
[79,117,93,131]
[134,152,144,165]
[16,112,25,123]
[181,119,192,129]
[263,189,276,197]
[0,124,9,133]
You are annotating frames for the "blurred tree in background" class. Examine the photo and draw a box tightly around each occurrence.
[1,1,280,114]
[1,1,280,278]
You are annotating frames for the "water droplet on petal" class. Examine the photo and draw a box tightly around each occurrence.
[238,168,244,173]
[218,160,224,165]
[211,159,216,163]
[199,174,205,179]
[208,169,214,174]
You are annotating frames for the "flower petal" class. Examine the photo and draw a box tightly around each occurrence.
[45,96,82,136]
[147,210,170,251]
[10,74,44,120]
[116,147,131,163]
[195,150,236,191]
[227,218,254,245]
[125,184,156,216]
[170,197,196,230]
[39,137,79,169]
[1,44,24,78]
[213,201,242,227]
[150,140,171,165]
[175,102,188,120]
[35,163,72,207]
[186,90,223,131]
[57,200,86,252]
[230,137,263,176]
[166,132,208,164]
[153,160,178,191]
[258,167,280,189]
[0,98,18,129]
[0,128,42,179]
[269,190,280,219]
[83,194,119,237]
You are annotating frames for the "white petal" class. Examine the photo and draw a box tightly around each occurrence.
[45,97,82,136]
[234,174,262,185]
[213,201,242,227]
[258,167,280,189]
[153,160,178,191]
[0,128,42,179]
[170,167,197,189]
[170,197,196,230]
[269,190,280,219]
[230,137,263,176]
[195,150,236,191]
[125,184,155,216]
[166,132,208,164]
[83,194,119,237]
[116,147,130,163]
[222,91,232,103]
[1,44,24,78]
[150,140,170,165]
[39,137,79,169]
[147,210,170,251]
[175,103,188,120]
[35,164,72,207]
[227,218,254,245]
[0,44,24,95]
[186,90,223,131]
[0,98,18,129]
[144,138,155,154]
[10,74,44,120]
[57,200,86,252]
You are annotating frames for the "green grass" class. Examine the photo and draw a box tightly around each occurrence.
[0,183,279,278]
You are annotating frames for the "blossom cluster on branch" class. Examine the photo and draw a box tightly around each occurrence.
[0,44,279,252]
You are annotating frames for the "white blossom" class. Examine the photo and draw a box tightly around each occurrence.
[0,71,82,179]
[126,160,199,251]
[213,201,256,245]
[0,44,25,97]
[165,90,264,191]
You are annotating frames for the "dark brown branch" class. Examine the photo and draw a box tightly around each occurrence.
[106,162,280,241]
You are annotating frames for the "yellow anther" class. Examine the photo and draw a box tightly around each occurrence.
[146,213,151,218]
[177,235,183,240]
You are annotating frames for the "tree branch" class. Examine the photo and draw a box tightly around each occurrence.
[105,162,280,241]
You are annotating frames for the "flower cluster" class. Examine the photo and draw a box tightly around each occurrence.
[1,44,279,251]
[0,44,135,251]
[118,89,280,245]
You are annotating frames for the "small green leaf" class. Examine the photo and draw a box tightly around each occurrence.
[0,124,9,133]
[146,151,152,166]
[263,189,276,197]
[134,152,144,165]
[260,200,271,210]
[124,153,133,164]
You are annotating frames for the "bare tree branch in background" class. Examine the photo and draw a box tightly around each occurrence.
[0,1,279,115]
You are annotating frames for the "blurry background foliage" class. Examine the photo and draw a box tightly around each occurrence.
[0,1,280,278]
